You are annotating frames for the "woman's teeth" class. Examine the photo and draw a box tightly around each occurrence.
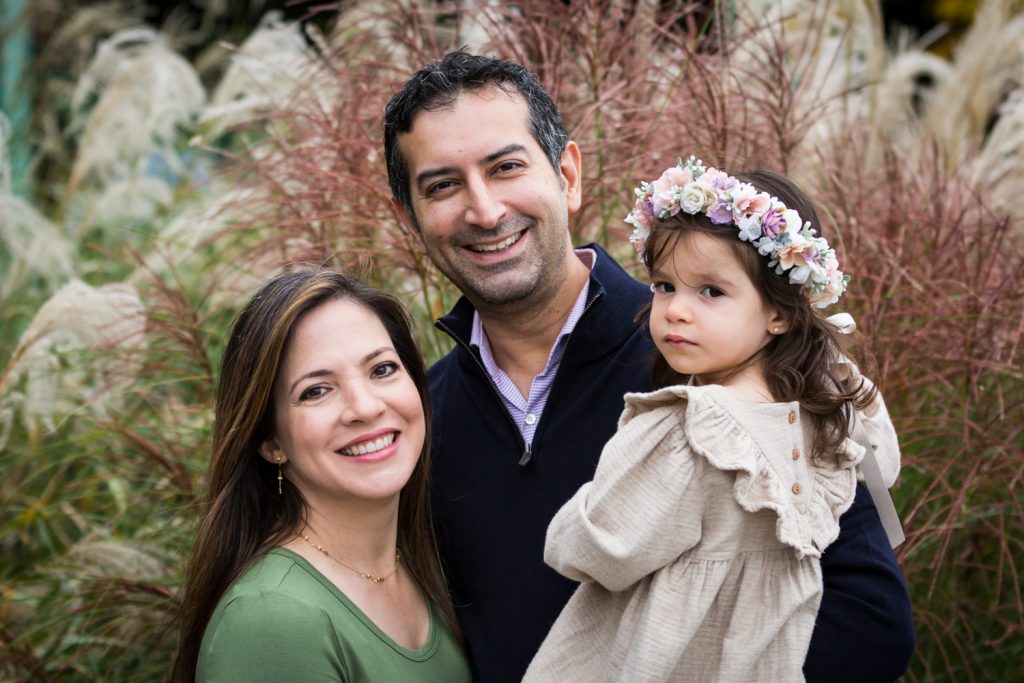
[340,432,395,456]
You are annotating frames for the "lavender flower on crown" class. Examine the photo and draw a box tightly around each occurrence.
[624,156,849,308]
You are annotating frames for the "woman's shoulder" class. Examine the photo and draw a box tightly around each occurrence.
[221,548,325,599]
[208,549,335,630]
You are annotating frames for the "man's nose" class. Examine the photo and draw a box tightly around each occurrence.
[464,178,506,229]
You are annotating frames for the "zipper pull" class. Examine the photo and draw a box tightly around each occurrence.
[518,442,532,466]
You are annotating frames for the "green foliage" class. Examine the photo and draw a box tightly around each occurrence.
[1,1,1022,680]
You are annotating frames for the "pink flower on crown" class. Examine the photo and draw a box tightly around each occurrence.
[651,165,694,216]
[775,238,814,272]
[733,184,771,219]
[703,167,737,192]
[625,195,655,231]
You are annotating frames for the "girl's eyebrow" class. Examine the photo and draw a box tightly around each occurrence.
[651,266,737,289]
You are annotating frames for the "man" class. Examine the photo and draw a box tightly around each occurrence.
[383,50,914,682]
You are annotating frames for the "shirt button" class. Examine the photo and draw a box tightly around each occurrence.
[525,413,537,425]
[792,448,800,461]
[788,411,797,424]
[792,483,802,494]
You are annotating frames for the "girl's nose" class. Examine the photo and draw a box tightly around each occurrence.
[664,294,693,322]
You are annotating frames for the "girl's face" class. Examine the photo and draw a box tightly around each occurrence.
[259,298,425,511]
[649,232,785,396]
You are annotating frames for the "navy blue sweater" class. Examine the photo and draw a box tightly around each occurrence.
[428,243,914,682]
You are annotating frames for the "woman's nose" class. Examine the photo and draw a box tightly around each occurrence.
[339,383,386,423]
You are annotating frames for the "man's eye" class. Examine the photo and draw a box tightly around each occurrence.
[494,160,522,173]
[426,180,457,196]
[650,281,674,295]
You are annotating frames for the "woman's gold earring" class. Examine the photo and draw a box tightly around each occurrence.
[276,457,283,495]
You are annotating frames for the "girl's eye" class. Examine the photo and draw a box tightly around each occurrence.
[298,385,329,402]
[650,281,674,295]
[371,362,400,379]
[699,285,724,298]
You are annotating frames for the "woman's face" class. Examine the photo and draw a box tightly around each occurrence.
[259,298,425,510]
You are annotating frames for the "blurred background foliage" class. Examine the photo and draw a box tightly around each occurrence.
[1,0,1022,680]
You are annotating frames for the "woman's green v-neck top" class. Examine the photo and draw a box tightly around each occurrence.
[197,548,469,682]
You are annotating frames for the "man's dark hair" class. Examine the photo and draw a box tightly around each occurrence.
[383,49,570,224]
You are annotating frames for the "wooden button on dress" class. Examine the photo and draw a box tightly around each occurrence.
[792,448,800,460]
[787,411,797,424]
[792,483,801,494]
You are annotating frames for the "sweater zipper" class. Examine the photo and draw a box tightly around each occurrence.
[529,291,603,448]
[435,318,531,464]
[435,289,604,467]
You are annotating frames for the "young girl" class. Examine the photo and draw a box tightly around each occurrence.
[524,157,901,682]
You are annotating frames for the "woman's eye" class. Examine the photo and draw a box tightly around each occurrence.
[699,285,724,298]
[650,281,674,295]
[371,362,400,379]
[298,386,329,402]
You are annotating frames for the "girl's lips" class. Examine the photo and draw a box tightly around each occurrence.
[664,334,696,347]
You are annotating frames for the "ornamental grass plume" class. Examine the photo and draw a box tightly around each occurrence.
[197,11,323,142]
[68,26,205,193]
[0,115,75,303]
[0,280,146,449]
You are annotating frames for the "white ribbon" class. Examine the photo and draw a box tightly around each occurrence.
[826,312,857,334]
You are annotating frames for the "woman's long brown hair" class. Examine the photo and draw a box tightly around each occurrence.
[170,268,458,682]
[639,168,877,461]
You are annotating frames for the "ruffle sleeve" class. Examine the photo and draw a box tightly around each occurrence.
[626,386,861,559]
[543,399,703,592]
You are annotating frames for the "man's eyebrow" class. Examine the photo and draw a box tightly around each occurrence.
[482,143,528,164]
[415,144,530,188]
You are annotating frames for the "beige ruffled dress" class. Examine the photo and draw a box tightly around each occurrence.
[524,382,899,683]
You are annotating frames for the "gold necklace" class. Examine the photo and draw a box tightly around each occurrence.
[298,532,400,584]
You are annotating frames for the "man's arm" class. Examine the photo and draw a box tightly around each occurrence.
[804,484,916,682]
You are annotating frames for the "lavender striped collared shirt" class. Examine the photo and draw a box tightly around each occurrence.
[470,249,596,445]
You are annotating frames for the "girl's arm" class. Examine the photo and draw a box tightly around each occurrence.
[543,405,703,591]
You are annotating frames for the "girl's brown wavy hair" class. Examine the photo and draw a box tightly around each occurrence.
[638,168,877,462]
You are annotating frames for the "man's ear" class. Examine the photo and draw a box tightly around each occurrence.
[392,198,421,238]
[560,141,583,214]
[258,437,285,465]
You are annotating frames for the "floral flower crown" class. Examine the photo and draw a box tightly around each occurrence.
[625,156,849,309]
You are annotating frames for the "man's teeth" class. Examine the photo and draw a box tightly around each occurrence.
[469,232,521,253]
[340,433,395,456]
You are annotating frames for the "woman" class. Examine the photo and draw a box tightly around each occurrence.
[171,268,468,681]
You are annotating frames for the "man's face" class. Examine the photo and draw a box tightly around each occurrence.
[395,87,581,312]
